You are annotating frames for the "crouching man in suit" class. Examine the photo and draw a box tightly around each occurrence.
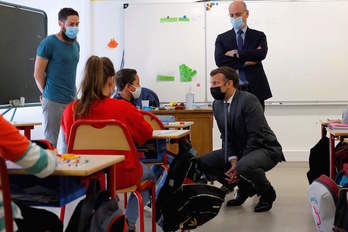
[199,66,285,212]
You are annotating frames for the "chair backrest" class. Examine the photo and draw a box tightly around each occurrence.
[0,156,14,232]
[141,111,165,130]
[67,119,138,156]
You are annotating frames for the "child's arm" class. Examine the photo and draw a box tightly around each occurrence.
[0,116,57,178]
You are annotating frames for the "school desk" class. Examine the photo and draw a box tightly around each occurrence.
[12,121,42,139]
[327,128,348,179]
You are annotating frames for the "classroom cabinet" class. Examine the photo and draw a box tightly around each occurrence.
[152,108,213,157]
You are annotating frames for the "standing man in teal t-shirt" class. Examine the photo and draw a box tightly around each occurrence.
[34,8,80,147]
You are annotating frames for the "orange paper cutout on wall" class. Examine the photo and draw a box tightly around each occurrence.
[107,38,118,48]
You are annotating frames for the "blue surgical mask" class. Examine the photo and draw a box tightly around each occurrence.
[231,16,244,30]
[65,26,79,39]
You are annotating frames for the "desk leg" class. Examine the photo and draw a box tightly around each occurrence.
[329,134,335,179]
[24,127,31,140]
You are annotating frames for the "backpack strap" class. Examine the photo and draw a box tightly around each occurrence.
[334,186,348,230]
[317,175,339,202]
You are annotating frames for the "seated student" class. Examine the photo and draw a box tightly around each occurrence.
[114,69,160,108]
[114,69,168,174]
[60,56,154,232]
[114,68,142,106]
[0,115,62,232]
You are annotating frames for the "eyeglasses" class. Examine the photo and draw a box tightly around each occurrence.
[229,12,245,18]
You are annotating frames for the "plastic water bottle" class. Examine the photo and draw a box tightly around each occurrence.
[185,87,194,109]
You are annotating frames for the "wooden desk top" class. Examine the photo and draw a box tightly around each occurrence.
[327,128,348,137]
[152,108,212,114]
[320,119,342,126]
[163,121,194,129]
[8,155,125,177]
[12,122,42,127]
[152,130,190,139]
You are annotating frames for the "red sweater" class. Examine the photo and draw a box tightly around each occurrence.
[61,98,153,188]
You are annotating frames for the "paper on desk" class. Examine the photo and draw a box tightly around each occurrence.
[6,160,22,169]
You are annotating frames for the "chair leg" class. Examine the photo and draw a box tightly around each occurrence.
[123,216,127,232]
[134,191,145,232]
[124,192,128,208]
[151,182,157,232]
[60,206,66,222]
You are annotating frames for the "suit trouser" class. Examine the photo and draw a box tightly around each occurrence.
[199,148,277,195]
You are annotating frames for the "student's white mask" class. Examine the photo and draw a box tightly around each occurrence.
[131,86,142,99]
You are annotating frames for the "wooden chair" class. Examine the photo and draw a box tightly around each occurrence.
[0,155,14,232]
[67,119,156,232]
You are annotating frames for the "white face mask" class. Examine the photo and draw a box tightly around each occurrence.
[131,86,142,99]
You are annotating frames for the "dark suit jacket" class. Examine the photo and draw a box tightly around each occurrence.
[213,90,285,162]
[215,28,272,101]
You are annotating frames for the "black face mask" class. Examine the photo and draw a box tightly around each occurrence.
[210,86,226,100]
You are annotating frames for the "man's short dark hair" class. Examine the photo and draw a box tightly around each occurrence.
[116,69,137,91]
[58,8,79,21]
[210,66,240,89]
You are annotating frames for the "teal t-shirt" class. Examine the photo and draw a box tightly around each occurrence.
[37,35,80,104]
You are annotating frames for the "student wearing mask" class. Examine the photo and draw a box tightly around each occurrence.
[0,115,61,232]
[60,56,154,232]
[114,69,142,106]
[34,8,80,147]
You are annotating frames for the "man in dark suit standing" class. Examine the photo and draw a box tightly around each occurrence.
[215,0,272,109]
[199,66,285,212]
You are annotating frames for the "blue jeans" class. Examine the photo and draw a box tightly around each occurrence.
[125,162,155,226]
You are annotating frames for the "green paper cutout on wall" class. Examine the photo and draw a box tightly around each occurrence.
[160,17,178,23]
[157,75,175,81]
[179,64,197,82]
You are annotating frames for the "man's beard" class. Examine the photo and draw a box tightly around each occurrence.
[62,28,77,42]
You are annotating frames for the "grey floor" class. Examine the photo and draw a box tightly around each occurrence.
[142,162,316,232]
[53,162,316,231]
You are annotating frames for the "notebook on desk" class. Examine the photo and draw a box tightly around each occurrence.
[328,124,348,130]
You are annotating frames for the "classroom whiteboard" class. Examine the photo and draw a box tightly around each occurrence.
[206,0,348,103]
[124,3,206,102]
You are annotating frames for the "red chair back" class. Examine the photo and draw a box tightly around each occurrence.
[67,119,138,156]
[141,111,165,130]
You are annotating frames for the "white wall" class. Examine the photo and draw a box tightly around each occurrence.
[2,0,347,162]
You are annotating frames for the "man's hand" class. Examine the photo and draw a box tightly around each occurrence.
[244,61,258,67]
[225,159,238,184]
[225,50,239,58]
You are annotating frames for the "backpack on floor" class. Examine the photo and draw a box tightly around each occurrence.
[307,137,330,184]
[308,175,339,232]
[157,140,225,232]
[66,179,124,232]
[334,184,348,232]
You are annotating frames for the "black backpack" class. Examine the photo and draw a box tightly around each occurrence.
[334,184,348,232]
[66,179,124,232]
[157,140,226,231]
[307,137,330,184]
